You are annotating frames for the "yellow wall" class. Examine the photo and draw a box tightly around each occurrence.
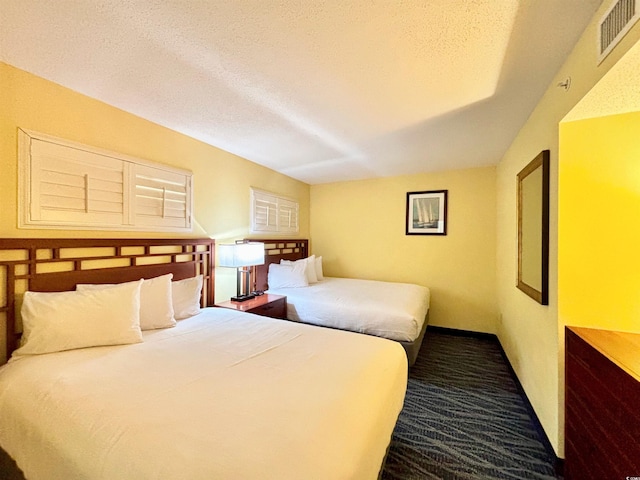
[0,62,310,302]
[310,166,497,333]
[496,4,640,458]
[559,111,640,331]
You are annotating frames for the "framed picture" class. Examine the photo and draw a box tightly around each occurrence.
[406,190,448,235]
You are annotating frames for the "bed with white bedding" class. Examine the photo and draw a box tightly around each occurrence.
[0,238,407,480]
[251,239,430,366]
[269,277,430,342]
[0,309,406,480]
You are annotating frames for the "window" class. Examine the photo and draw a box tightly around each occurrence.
[132,164,191,230]
[18,129,193,232]
[250,188,299,234]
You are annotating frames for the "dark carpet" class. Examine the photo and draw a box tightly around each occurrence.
[382,330,558,480]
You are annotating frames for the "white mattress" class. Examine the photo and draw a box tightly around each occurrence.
[268,277,430,342]
[0,308,407,480]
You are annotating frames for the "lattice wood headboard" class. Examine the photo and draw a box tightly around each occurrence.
[0,238,215,363]
[248,239,308,292]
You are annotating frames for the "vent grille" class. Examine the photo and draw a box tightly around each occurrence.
[599,0,639,63]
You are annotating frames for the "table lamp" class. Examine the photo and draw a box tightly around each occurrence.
[218,241,265,302]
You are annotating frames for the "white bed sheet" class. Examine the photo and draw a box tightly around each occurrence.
[0,308,407,480]
[268,277,430,342]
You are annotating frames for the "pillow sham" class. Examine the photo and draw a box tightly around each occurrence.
[14,280,143,356]
[315,255,324,281]
[281,255,317,283]
[268,262,309,289]
[77,273,176,330]
[172,275,203,320]
[305,255,318,283]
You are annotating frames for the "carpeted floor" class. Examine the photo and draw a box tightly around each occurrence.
[382,330,558,480]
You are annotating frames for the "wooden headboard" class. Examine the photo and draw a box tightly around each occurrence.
[248,239,308,292]
[0,238,215,363]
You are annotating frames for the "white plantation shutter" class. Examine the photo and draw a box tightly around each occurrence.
[252,192,278,232]
[26,137,128,227]
[19,129,192,232]
[251,188,299,234]
[278,198,298,233]
[132,164,192,229]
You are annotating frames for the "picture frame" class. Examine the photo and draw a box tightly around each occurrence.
[406,190,448,235]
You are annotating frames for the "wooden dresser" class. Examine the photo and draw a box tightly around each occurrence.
[565,327,640,479]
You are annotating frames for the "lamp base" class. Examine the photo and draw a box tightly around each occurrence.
[230,293,256,302]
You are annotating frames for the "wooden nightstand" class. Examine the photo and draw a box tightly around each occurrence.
[215,294,287,320]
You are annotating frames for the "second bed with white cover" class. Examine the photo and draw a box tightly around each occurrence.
[268,276,430,343]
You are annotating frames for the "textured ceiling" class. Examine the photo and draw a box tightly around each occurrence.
[564,36,640,122]
[0,0,602,185]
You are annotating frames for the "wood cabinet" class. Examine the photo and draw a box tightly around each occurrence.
[216,294,287,320]
[565,327,640,479]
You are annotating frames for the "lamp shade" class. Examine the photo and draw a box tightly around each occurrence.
[218,242,265,268]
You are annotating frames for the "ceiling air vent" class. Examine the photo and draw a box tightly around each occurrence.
[598,0,639,63]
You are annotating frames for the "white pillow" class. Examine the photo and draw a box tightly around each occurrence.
[305,255,318,283]
[315,256,324,281]
[281,255,317,283]
[14,281,143,356]
[172,275,203,320]
[77,273,176,330]
[268,262,309,289]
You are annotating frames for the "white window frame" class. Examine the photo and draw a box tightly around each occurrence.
[18,128,193,232]
[250,188,299,234]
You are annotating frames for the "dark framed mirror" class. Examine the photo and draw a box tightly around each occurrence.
[517,150,550,305]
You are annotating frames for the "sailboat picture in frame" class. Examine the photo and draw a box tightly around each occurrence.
[406,190,448,235]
